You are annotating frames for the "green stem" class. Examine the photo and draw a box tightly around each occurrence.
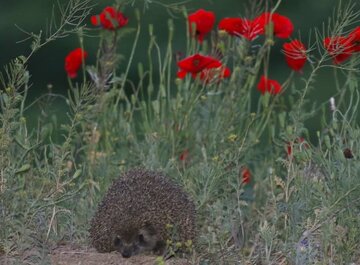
[114,12,141,108]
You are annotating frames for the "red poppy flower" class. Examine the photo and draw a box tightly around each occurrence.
[218,17,263,41]
[257,75,282,95]
[241,167,251,184]
[257,12,294,39]
[188,9,215,43]
[91,6,128,30]
[282,40,307,71]
[177,54,222,77]
[177,54,231,82]
[324,36,353,64]
[347,26,360,52]
[218,18,243,36]
[64,48,87,78]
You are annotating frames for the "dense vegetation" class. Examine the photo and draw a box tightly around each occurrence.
[1,0,359,264]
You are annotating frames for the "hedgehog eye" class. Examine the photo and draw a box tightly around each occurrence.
[138,234,146,245]
[114,236,122,247]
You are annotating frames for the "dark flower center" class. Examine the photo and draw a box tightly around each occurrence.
[193,59,200,66]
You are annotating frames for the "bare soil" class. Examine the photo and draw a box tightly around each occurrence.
[50,246,190,265]
[0,245,191,265]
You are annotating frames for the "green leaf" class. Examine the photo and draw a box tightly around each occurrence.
[15,164,31,174]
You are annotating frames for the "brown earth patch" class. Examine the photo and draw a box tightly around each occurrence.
[0,245,191,265]
[51,245,190,265]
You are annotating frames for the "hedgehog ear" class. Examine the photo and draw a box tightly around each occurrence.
[143,222,156,236]
[139,223,157,247]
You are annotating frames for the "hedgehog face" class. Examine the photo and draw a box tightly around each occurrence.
[113,224,159,258]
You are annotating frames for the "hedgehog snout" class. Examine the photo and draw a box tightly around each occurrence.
[121,250,132,258]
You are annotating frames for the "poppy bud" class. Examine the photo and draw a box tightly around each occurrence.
[343,148,354,159]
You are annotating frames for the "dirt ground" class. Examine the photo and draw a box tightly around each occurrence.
[0,245,191,265]
[50,246,190,265]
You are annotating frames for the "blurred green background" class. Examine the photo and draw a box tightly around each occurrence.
[0,0,349,134]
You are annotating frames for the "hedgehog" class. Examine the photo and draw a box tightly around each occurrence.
[89,168,196,258]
